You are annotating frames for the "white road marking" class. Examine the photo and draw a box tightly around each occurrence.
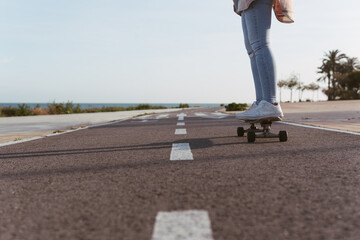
[177,122,185,126]
[280,121,360,136]
[175,129,187,135]
[156,114,169,119]
[213,111,229,117]
[135,115,152,120]
[195,112,228,119]
[170,143,193,160]
[151,210,214,240]
[177,113,187,121]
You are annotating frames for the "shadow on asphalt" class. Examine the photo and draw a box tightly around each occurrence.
[1,136,359,181]
[0,136,239,160]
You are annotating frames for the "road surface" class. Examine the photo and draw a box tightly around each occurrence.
[1,107,359,240]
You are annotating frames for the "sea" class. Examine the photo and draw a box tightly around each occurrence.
[0,103,222,109]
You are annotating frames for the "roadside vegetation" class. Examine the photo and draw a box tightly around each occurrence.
[225,102,248,111]
[278,49,359,102]
[179,103,189,108]
[0,102,170,117]
[277,75,320,103]
[317,49,360,100]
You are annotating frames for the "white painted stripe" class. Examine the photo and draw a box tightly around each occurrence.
[195,112,207,117]
[280,121,360,136]
[156,114,169,119]
[175,129,187,135]
[177,113,187,121]
[136,115,152,120]
[177,122,185,126]
[0,126,89,147]
[195,112,228,119]
[170,143,193,160]
[151,210,213,240]
[213,111,229,116]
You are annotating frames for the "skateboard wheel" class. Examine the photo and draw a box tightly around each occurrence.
[237,127,245,137]
[279,131,288,142]
[247,131,256,143]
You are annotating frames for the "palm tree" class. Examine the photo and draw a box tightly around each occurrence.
[306,83,320,101]
[286,75,298,102]
[277,80,287,102]
[317,49,347,100]
[296,81,305,102]
[342,57,360,73]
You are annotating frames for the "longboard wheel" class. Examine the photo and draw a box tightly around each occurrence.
[237,127,245,137]
[247,131,256,143]
[279,131,288,142]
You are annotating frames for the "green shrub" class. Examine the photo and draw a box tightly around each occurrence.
[0,102,169,117]
[64,101,74,114]
[179,103,189,108]
[17,104,33,116]
[1,106,18,116]
[48,102,66,114]
[135,104,152,110]
[225,102,248,111]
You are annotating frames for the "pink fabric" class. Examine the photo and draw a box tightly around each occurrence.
[273,0,294,23]
[233,0,294,23]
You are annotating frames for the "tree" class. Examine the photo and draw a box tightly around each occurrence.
[337,71,360,99]
[286,75,298,102]
[317,49,347,100]
[305,83,320,101]
[341,57,360,73]
[296,81,305,102]
[277,80,287,103]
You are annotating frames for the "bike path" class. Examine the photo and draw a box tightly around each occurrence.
[0,108,359,240]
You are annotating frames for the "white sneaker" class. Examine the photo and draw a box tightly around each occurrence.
[243,100,284,121]
[236,102,258,120]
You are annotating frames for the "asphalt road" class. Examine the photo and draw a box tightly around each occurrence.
[1,107,359,240]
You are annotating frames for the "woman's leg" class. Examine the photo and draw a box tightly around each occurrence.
[242,0,277,103]
[241,12,263,104]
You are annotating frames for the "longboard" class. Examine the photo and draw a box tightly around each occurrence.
[237,117,287,142]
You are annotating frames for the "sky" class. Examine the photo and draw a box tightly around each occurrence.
[1,0,360,104]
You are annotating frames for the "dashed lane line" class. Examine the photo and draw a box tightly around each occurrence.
[170,143,193,161]
[177,113,187,121]
[177,122,185,126]
[195,112,229,119]
[151,210,214,240]
[175,129,187,135]
[156,114,170,119]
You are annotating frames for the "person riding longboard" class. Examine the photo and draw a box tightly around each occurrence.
[233,0,294,141]
[233,0,294,121]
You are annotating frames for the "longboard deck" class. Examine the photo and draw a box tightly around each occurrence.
[242,117,283,124]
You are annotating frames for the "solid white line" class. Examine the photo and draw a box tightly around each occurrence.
[175,129,187,135]
[177,122,185,126]
[170,143,193,161]
[0,118,133,148]
[151,210,214,240]
[280,121,360,136]
[0,126,89,148]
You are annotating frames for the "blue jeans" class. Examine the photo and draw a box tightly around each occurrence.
[241,0,276,104]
